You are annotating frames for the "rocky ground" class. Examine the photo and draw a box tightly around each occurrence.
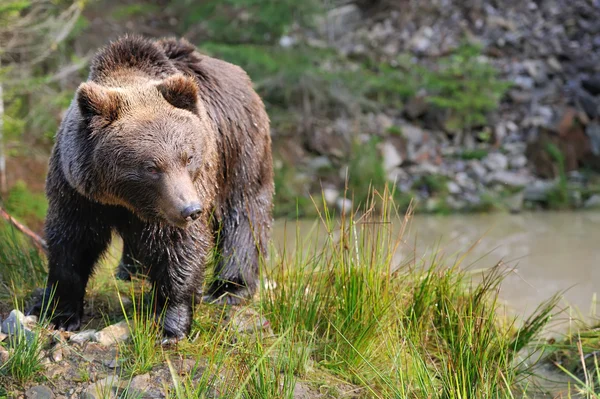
[277,0,600,214]
[0,306,340,399]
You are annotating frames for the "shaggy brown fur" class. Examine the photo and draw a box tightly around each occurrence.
[29,35,273,338]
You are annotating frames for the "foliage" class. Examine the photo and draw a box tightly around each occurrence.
[168,0,320,44]
[422,44,511,133]
[272,158,316,218]
[346,137,387,207]
[0,223,47,300]
[3,180,47,225]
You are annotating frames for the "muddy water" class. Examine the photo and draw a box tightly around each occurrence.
[272,212,600,322]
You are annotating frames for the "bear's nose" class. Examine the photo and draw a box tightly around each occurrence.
[181,204,202,221]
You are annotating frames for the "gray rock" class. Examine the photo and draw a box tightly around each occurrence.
[523,60,547,83]
[509,155,528,170]
[447,181,462,195]
[0,332,7,342]
[1,309,26,335]
[483,153,508,171]
[381,142,403,172]
[322,187,339,206]
[336,197,353,215]
[524,180,557,202]
[307,156,332,171]
[94,321,130,346]
[399,123,425,145]
[0,346,9,364]
[69,330,97,345]
[410,27,434,53]
[468,160,487,180]
[486,171,531,187]
[129,373,151,392]
[586,122,600,156]
[514,75,535,90]
[25,385,54,399]
[584,194,600,209]
[23,315,38,329]
[278,35,295,48]
[51,347,63,363]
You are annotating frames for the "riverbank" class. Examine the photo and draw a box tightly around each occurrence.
[0,195,580,398]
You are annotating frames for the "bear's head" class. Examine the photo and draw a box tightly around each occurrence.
[71,74,217,228]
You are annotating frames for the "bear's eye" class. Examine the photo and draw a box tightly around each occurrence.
[186,156,193,166]
[146,166,159,174]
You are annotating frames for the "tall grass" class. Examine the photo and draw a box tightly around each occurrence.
[260,187,558,397]
[0,223,47,300]
[0,189,563,397]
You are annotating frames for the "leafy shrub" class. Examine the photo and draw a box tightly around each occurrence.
[422,44,510,133]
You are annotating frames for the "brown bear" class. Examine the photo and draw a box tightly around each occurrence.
[29,35,274,338]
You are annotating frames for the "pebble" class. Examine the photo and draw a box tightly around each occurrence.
[25,385,54,399]
[94,321,130,346]
[483,153,509,171]
[70,330,97,345]
[1,309,26,335]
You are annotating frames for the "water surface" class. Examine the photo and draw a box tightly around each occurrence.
[273,212,600,322]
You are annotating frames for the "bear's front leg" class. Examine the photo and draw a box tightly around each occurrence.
[146,228,209,338]
[29,188,112,331]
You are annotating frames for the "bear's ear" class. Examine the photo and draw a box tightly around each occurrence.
[76,82,121,121]
[156,75,198,114]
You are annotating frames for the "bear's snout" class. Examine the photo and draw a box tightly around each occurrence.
[181,203,202,221]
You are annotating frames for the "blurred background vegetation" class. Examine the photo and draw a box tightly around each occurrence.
[1,0,599,229]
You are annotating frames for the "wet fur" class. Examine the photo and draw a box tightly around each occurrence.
[30,36,273,338]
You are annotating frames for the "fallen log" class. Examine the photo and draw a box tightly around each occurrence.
[0,206,48,254]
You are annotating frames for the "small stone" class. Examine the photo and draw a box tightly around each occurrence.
[468,160,487,180]
[0,332,7,342]
[447,181,461,195]
[2,309,26,335]
[94,321,130,346]
[584,194,600,209]
[486,171,531,187]
[483,153,508,171]
[25,385,54,399]
[23,315,38,329]
[509,155,528,170]
[513,75,535,90]
[524,180,556,202]
[51,347,63,363]
[104,357,119,369]
[70,330,97,345]
[336,197,353,215]
[399,123,425,145]
[381,142,403,172]
[0,346,9,364]
[129,373,151,392]
[586,122,600,156]
[322,187,339,206]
